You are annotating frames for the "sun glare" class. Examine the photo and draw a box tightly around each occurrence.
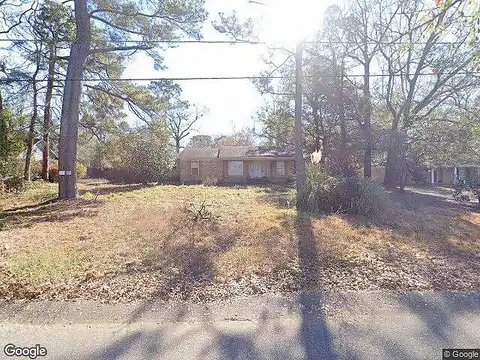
[259,0,336,43]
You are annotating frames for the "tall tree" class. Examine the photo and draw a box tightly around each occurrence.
[58,0,91,198]
[254,99,295,148]
[215,127,255,147]
[325,1,400,178]
[187,134,214,148]
[378,0,479,189]
[58,0,207,198]
[9,7,46,181]
[22,42,41,181]
[33,1,75,181]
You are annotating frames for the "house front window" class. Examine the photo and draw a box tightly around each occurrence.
[228,161,243,176]
[276,161,285,176]
[191,161,199,176]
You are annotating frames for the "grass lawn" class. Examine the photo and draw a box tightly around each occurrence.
[0,181,479,303]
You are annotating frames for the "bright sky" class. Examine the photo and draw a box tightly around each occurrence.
[125,0,338,138]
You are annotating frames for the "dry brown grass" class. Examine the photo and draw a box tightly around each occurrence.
[0,181,478,303]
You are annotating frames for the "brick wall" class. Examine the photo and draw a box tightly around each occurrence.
[268,160,295,182]
[179,159,223,184]
[201,160,223,183]
[181,159,295,184]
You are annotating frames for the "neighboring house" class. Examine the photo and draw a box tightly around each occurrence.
[428,165,480,185]
[369,164,480,186]
[179,146,295,184]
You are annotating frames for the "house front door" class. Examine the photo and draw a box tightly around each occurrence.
[249,161,266,178]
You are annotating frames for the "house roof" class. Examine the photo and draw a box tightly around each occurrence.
[179,147,220,160]
[179,146,296,160]
[218,146,251,158]
[247,146,295,158]
[219,146,295,159]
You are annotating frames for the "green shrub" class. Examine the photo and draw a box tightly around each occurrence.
[76,162,87,179]
[202,176,219,186]
[453,180,480,207]
[299,164,390,218]
[300,165,347,213]
[2,175,26,193]
[350,178,390,218]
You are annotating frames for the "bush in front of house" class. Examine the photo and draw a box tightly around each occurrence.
[350,178,390,217]
[202,176,219,186]
[300,165,347,213]
[298,164,390,218]
[453,179,480,207]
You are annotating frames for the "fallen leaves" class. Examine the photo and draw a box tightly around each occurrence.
[0,183,479,304]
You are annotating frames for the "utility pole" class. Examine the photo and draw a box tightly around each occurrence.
[294,40,307,209]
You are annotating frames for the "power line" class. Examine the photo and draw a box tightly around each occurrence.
[0,72,478,83]
[0,38,470,46]
[0,75,284,82]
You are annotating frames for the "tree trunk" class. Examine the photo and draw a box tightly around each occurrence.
[175,138,180,153]
[363,60,372,178]
[339,65,348,177]
[58,0,91,199]
[312,98,321,152]
[397,133,410,191]
[42,44,56,181]
[384,147,397,189]
[294,41,307,208]
[24,73,40,181]
[383,120,400,189]
[399,164,407,192]
[0,90,7,162]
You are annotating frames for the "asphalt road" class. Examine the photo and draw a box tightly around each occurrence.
[0,292,479,360]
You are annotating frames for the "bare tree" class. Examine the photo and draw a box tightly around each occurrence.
[57,0,207,198]
[378,0,479,189]
[167,103,206,153]
[23,42,42,181]
[0,0,34,36]
[327,0,401,178]
[215,127,255,147]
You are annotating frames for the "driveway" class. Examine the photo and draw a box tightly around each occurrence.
[0,292,479,360]
[401,185,479,210]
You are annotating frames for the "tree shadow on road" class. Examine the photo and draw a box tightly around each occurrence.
[396,292,480,343]
[90,212,342,360]
[296,213,340,360]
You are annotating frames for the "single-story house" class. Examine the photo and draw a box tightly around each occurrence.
[369,164,480,186]
[179,146,295,184]
[428,165,480,185]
